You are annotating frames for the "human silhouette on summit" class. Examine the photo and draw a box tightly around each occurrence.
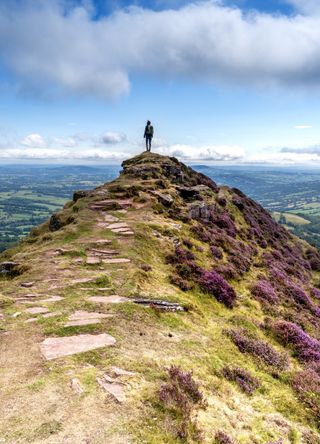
[144,120,154,152]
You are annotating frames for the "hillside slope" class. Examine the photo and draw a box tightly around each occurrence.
[0,152,319,444]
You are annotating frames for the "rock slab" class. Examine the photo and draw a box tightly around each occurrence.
[41,333,116,360]
[89,295,130,304]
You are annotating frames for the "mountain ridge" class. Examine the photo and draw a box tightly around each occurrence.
[0,152,319,444]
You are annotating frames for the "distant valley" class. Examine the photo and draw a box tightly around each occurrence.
[0,163,319,251]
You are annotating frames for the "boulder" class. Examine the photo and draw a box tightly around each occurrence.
[73,190,89,202]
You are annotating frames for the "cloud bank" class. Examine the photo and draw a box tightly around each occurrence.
[2,1,320,98]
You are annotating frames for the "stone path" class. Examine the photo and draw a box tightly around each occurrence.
[21,296,64,304]
[25,307,50,315]
[88,295,131,304]
[102,258,131,264]
[64,310,113,327]
[40,333,116,360]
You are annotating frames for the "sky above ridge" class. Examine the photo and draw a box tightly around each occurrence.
[1,0,320,164]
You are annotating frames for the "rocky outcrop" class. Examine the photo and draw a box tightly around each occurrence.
[73,190,89,202]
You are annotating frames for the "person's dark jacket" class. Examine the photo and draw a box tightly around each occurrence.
[144,125,154,138]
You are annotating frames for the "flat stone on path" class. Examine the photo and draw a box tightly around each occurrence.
[107,222,129,230]
[39,296,64,303]
[64,319,102,327]
[25,307,50,315]
[111,227,132,233]
[86,257,101,265]
[43,312,61,318]
[109,367,136,377]
[69,310,111,321]
[40,333,116,360]
[92,239,112,245]
[97,377,125,403]
[104,215,119,223]
[21,282,35,288]
[102,258,131,264]
[71,378,84,395]
[90,249,118,256]
[19,295,63,304]
[89,295,130,304]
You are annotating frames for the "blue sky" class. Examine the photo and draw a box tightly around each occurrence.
[1,0,320,164]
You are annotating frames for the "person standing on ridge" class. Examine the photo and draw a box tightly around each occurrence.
[144,120,154,152]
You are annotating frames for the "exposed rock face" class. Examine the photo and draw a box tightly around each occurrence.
[188,203,215,221]
[121,153,218,190]
[0,261,20,274]
[73,190,90,202]
[49,213,74,232]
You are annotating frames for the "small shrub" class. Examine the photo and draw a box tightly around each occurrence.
[182,238,194,249]
[311,287,320,299]
[251,280,279,305]
[0,294,13,308]
[227,329,289,370]
[215,431,235,444]
[210,245,223,260]
[222,366,261,395]
[199,270,237,308]
[166,247,195,265]
[140,264,152,272]
[170,275,193,292]
[272,320,320,363]
[287,285,314,309]
[292,364,320,422]
[159,365,206,440]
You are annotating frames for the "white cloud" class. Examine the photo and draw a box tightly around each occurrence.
[0,147,130,161]
[286,0,320,15]
[21,133,47,148]
[100,132,127,144]
[52,137,77,147]
[294,125,312,129]
[2,1,320,98]
[281,145,320,155]
[157,143,245,161]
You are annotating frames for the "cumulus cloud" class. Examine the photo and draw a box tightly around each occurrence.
[2,1,320,98]
[21,133,47,148]
[100,132,127,144]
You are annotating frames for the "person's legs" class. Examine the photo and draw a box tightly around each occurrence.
[145,137,149,151]
[146,136,151,151]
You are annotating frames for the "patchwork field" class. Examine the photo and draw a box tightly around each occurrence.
[0,164,319,251]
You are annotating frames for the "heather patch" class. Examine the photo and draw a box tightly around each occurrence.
[210,245,223,260]
[159,365,206,441]
[214,431,235,444]
[251,280,279,305]
[227,329,289,370]
[222,365,261,395]
[292,363,320,425]
[271,321,320,363]
[199,270,237,308]
[211,213,237,238]
[311,288,320,300]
